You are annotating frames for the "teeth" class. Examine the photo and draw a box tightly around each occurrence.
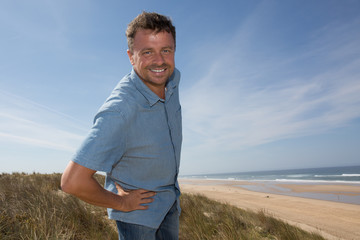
[151,69,165,73]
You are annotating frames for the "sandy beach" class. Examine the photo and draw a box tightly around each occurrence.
[179,179,360,240]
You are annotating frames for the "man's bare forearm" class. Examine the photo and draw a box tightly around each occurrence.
[61,161,155,212]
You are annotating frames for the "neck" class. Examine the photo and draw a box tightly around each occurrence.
[142,81,166,99]
[153,87,166,99]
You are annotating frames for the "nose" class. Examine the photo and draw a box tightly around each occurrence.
[152,52,165,65]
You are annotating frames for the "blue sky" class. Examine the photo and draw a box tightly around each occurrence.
[1,0,360,175]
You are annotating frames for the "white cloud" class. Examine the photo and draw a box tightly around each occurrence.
[0,91,87,152]
[181,12,360,157]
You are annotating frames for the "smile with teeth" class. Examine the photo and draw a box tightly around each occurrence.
[150,68,166,73]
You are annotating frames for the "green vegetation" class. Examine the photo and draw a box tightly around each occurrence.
[0,173,325,240]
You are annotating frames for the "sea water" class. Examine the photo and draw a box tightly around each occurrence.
[180,165,360,204]
[181,165,360,183]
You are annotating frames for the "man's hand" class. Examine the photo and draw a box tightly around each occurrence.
[61,161,155,212]
[115,183,156,212]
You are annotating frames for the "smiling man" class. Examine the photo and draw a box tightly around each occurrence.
[61,12,182,240]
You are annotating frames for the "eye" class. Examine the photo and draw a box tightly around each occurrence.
[142,50,152,56]
[162,49,172,54]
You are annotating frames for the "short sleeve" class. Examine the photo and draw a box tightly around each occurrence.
[72,110,127,173]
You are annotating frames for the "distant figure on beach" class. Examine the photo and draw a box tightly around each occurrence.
[61,12,182,240]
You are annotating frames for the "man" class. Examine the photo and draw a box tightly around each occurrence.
[61,12,182,240]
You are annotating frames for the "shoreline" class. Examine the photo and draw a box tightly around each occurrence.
[180,178,360,205]
[179,179,360,240]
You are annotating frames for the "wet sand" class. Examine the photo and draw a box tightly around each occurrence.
[179,179,360,240]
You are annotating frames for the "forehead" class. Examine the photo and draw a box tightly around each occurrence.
[133,29,175,50]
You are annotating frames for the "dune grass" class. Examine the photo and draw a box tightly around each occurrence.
[179,193,325,240]
[0,173,325,240]
[0,172,118,240]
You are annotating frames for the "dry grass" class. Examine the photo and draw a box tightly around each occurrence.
[0,172,117,240]
[0,173,325,240]
[179,193,325,240]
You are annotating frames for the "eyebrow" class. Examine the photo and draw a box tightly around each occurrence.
[140,46,174,52]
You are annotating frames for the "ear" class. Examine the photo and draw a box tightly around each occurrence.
[127,49,135,65]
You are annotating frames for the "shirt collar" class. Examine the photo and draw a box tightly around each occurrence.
[131,68,178,107]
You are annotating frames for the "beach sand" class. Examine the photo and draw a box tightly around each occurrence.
[179,179,360,240]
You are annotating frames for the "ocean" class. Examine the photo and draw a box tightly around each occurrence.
[180,165,360,205]
[181,165,360,183]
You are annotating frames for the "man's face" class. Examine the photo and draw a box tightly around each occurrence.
[127,29,175,97]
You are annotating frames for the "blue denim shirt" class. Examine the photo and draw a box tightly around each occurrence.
[72,68,182,228]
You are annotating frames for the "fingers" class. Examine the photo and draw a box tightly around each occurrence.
[141,195,155,204]
[116,183,156,197]
[132,189,156,205]
[134,197,153,211]
[137,205,149,210]
[114,184,156,212]
[138,190,156,199]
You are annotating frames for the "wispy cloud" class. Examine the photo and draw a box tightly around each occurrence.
[181,11,360,155]
[0,91,87,152]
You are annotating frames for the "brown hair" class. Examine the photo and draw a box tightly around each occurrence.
[126,12,176,52]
